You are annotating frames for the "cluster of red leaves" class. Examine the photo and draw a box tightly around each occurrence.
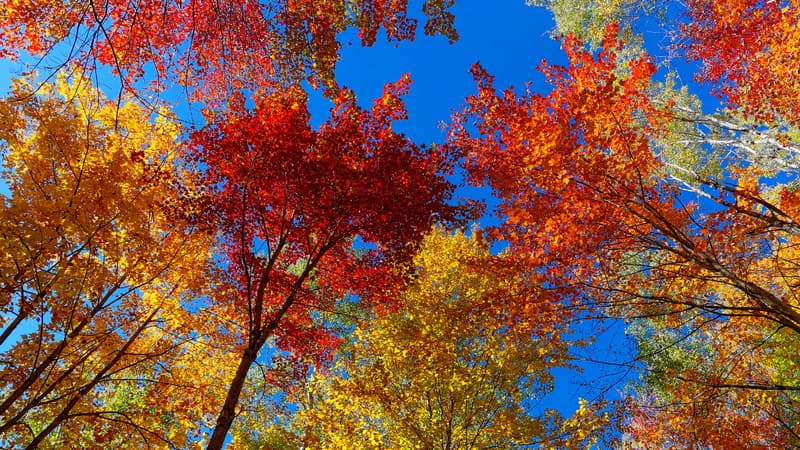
[0,0,458,102]
[682,0,800,123]
[189,75,466,362]
[186,76,475,447]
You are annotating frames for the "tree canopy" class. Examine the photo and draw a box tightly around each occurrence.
[1,0,799,448]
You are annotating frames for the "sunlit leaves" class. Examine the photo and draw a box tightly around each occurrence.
[0,76,211,448]
[449,24,661,283]
[527,0,656,48]
[299,228,603,449]
[682,0,800,125]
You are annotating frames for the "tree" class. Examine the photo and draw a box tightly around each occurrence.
[622,315,800,448]
[188,76,471,448]
[448,18,800,446]
[290,228,609,449]
[0,75,211,448]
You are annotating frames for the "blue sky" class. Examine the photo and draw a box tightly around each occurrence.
[312,2,564,141]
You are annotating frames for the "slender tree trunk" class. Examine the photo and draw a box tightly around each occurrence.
[206,344,258,450]
[206,244,329,449]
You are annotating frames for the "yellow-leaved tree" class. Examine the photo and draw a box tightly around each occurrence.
[279,228,611,450]
[0,76,215,449]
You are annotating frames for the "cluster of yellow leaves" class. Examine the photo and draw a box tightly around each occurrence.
[554,398,611,450]
[0,76,226,448]
[295,228,609,449]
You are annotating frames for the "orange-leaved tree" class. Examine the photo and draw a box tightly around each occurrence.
[449,23,663,305]
[450,21,800,445]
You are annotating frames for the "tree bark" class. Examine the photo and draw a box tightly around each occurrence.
[206,344,259,450]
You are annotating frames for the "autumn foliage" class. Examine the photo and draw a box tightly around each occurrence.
[682,0,800,123]
[188,75,468,448]
[0,0,458,102]
[0,78,212,448]
[450,24,665,295]
[449,16,800,448]
[298,228,608,449]
[2,0,800,448]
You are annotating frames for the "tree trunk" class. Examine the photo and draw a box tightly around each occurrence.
[206,344,258,450]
